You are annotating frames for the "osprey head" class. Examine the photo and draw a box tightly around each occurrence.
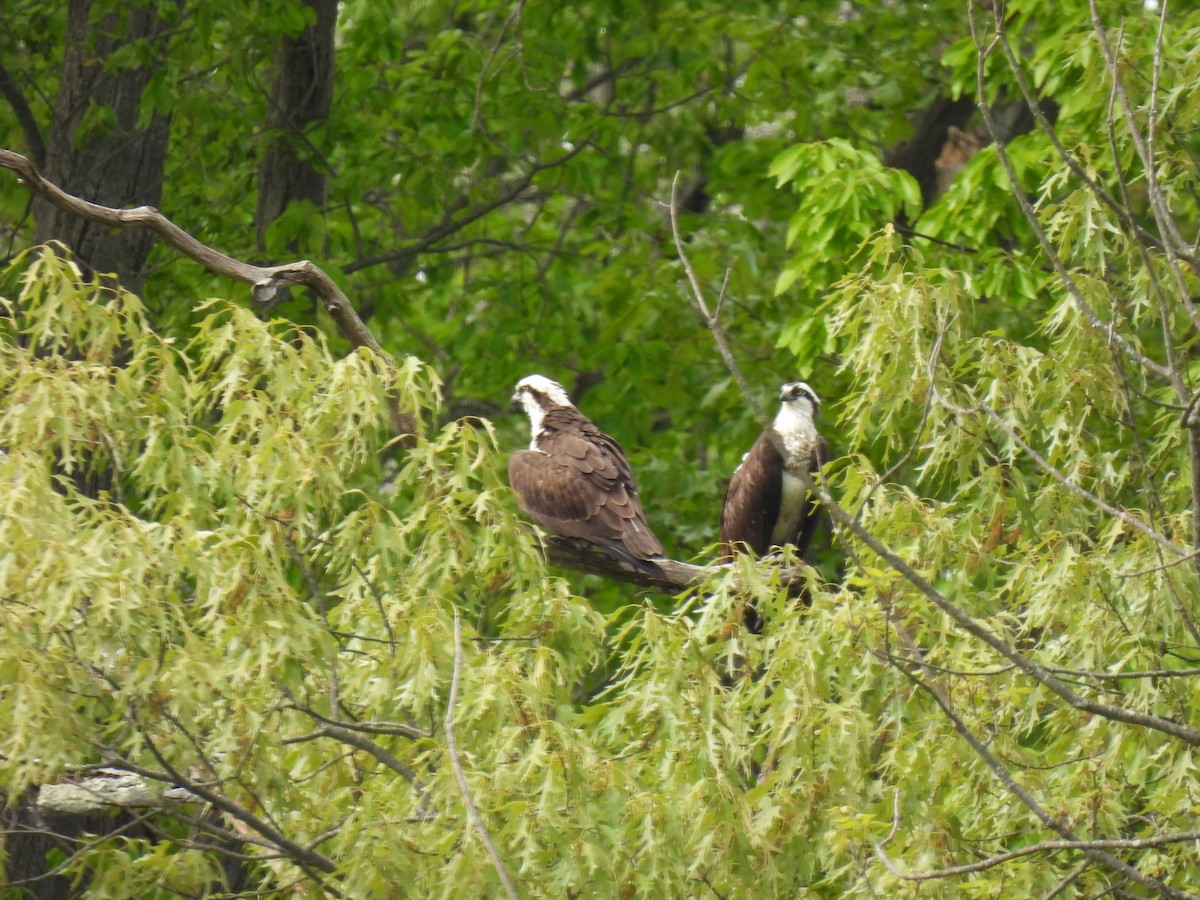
[512,374,574,443]
[780,381,819,415]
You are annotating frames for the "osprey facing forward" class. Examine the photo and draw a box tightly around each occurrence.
[720,382,827,627]
[509,375,664,574]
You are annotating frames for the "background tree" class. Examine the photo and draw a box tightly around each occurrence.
[2,0,1200,896]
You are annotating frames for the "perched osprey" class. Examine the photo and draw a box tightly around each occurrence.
[509,375,665,574]
[720,381,827,629]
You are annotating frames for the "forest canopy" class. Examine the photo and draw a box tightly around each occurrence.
[2,0,1200,896]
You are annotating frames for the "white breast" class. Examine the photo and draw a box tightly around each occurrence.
[771,470,807,546]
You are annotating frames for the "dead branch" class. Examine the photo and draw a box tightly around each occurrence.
[668,172,770,433]
[0,148,414,440]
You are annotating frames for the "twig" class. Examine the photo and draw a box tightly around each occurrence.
[854,315,955,525]
[1117,546,1200,579]
[103,741,339,879]
[444,612,518,900]
[284,703,429,741]
[932,387,1186,558]
[878,818,1200,883]
[967,11,1173,382]
[1042,861,1092,900]
[668,171,768,432]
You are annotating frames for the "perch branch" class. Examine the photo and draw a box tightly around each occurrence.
[540,535,810,594]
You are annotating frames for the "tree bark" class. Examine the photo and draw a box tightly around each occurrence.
[255,0,337,250]
[33,0,180,295]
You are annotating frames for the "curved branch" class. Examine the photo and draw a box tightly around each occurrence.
[877,800,1200,884]
[0,148,414,439]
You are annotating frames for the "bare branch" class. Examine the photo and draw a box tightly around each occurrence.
[877,825,1200,883]
[101,741,339,879]
[539,534,811,595]
[343,141,591,276]
[291,723,421,785]
[445,612,518,900]
[284,702,429,741]
[0,148,415,440]
[668,171,769,432]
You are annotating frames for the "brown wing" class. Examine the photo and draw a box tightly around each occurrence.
[720,433,827,632]
[719,432,784,559]
[509,424,663,564]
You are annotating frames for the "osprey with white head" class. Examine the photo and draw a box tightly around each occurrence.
[720,380,828,629]
[509,374,665,574]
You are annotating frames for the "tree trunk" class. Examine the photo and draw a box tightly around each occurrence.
[33,0,179,295]
[255,0,337,251]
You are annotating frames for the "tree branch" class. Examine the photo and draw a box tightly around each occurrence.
[0,63,46,168]
[880,624,1196,899]
[101,741,339,879]
[669,172,769,432]
[342,141,591,276]
[0,148,414,440]
[807,463,1200,747]
[968,11,1173,383]
[445,612,518,900]
[540,535,812,595]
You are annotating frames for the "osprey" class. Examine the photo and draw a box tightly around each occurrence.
[720,381,827,629]
[509,375,665,574]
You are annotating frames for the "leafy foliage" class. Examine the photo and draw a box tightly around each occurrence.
[3,0,1200,897]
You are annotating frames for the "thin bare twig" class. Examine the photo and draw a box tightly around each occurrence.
[1042,861,1092,900]
[933,388,1186,558]
[668,171,768,432]
[445,612,518,900]
[878,824,1200,883]
[854,315,955,525]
